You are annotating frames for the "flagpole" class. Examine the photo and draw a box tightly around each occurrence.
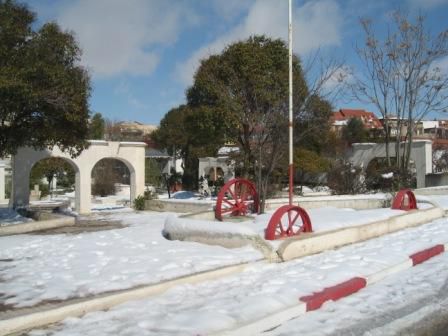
[288,0,293,206]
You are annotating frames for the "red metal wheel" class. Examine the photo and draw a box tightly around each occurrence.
[391,189,417,211]
[215,178,259,221]
[265,205,312,240]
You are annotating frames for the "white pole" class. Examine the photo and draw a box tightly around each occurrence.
[288,0,294,206]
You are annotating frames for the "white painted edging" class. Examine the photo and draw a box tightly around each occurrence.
[0,216,74,236]
[278,207,444,261]
[0,261,264,336]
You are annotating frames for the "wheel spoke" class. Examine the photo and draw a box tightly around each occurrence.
[223,199,235,207]
[228,187,237,200]
[221,207,237,214]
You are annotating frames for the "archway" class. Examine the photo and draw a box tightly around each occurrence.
[12,141,146,213]
[29,157,77,202]
[91,158,132,208]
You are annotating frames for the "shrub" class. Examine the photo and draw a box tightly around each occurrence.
[133,195,145,211]
[327,159,365,195]
[365,161,416,192]
[92,182,115,197]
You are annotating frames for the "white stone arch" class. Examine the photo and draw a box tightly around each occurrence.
[90,156,135,201]
[11,141,146,214]
[347,140,432,188]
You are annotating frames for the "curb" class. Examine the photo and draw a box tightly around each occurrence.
[0,215,74,236]
[217,243,447,335]
[0,260,264,336]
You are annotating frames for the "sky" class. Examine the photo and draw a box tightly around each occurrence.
[21,0,448,125]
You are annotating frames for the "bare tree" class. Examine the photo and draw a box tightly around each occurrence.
[352,11,448,175]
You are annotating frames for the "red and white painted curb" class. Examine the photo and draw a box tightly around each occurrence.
[218,243,447,335]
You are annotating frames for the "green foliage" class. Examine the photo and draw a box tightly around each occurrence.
[145,158,163,187]
[295,94,333,152]
[327,159,365,195]
[152,105,223,189]
[365,158,416,192]
[342,118,368,145]
[0,0,91,158]
[30,157,75,192]
[185,35,331,210]
[133,195,146,211]
[88,113,105,140]
[294,148,330,175]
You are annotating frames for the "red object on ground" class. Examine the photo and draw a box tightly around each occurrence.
[300,277,367,311]
[391,189,417,211]
[410,244,445,265]
[215,178,259,221]
[264,205,312,240]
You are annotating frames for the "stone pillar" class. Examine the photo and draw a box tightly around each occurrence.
[12,155,31,208]
[76,169,91,214]
[0,163,5,201]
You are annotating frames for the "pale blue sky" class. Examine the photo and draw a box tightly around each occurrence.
[23,0,448,124]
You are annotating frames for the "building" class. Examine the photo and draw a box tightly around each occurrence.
[116,121,157,141]
[331,109,383,136]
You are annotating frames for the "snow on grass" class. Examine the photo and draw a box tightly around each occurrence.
[164,207,407,245]
[0,211,262,308]
[29,217,448,336]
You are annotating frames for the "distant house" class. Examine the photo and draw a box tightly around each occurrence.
[331,109,383,137]
[116,121,157,141]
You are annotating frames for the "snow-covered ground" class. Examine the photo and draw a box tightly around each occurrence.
[0,202,436,310]
[25,216,448,336]
[0,211,262,308]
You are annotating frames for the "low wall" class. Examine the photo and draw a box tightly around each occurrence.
[278,206,444,261]
[415,186,448,196]
[0,214,75,236]
[265,196,385,211]
[148,195,387,215]
[425,173,448,188]
[145,199,212,213]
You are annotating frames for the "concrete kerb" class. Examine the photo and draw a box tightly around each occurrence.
[0,214,74,236]
[278,206,444,261]
[0,260,265,336]
[176,207,444,262]
[216,242,448,336]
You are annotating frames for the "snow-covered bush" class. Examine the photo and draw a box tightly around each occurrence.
[327,159,365,195]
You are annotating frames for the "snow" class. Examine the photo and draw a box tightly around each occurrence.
[164,207,407,245]
[1,188,446,335]
[0,208,32,226]
[28,216,448,336]
[0,211,262,308]
[381,172,394,179]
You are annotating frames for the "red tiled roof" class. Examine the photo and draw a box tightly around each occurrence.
[331,109,383,129]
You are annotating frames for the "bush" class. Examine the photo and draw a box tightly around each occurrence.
[39,183,49,198]
[92,182,115,197]
[365,160,416,192]
[327,159,365,195]
[133,195,145,210]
